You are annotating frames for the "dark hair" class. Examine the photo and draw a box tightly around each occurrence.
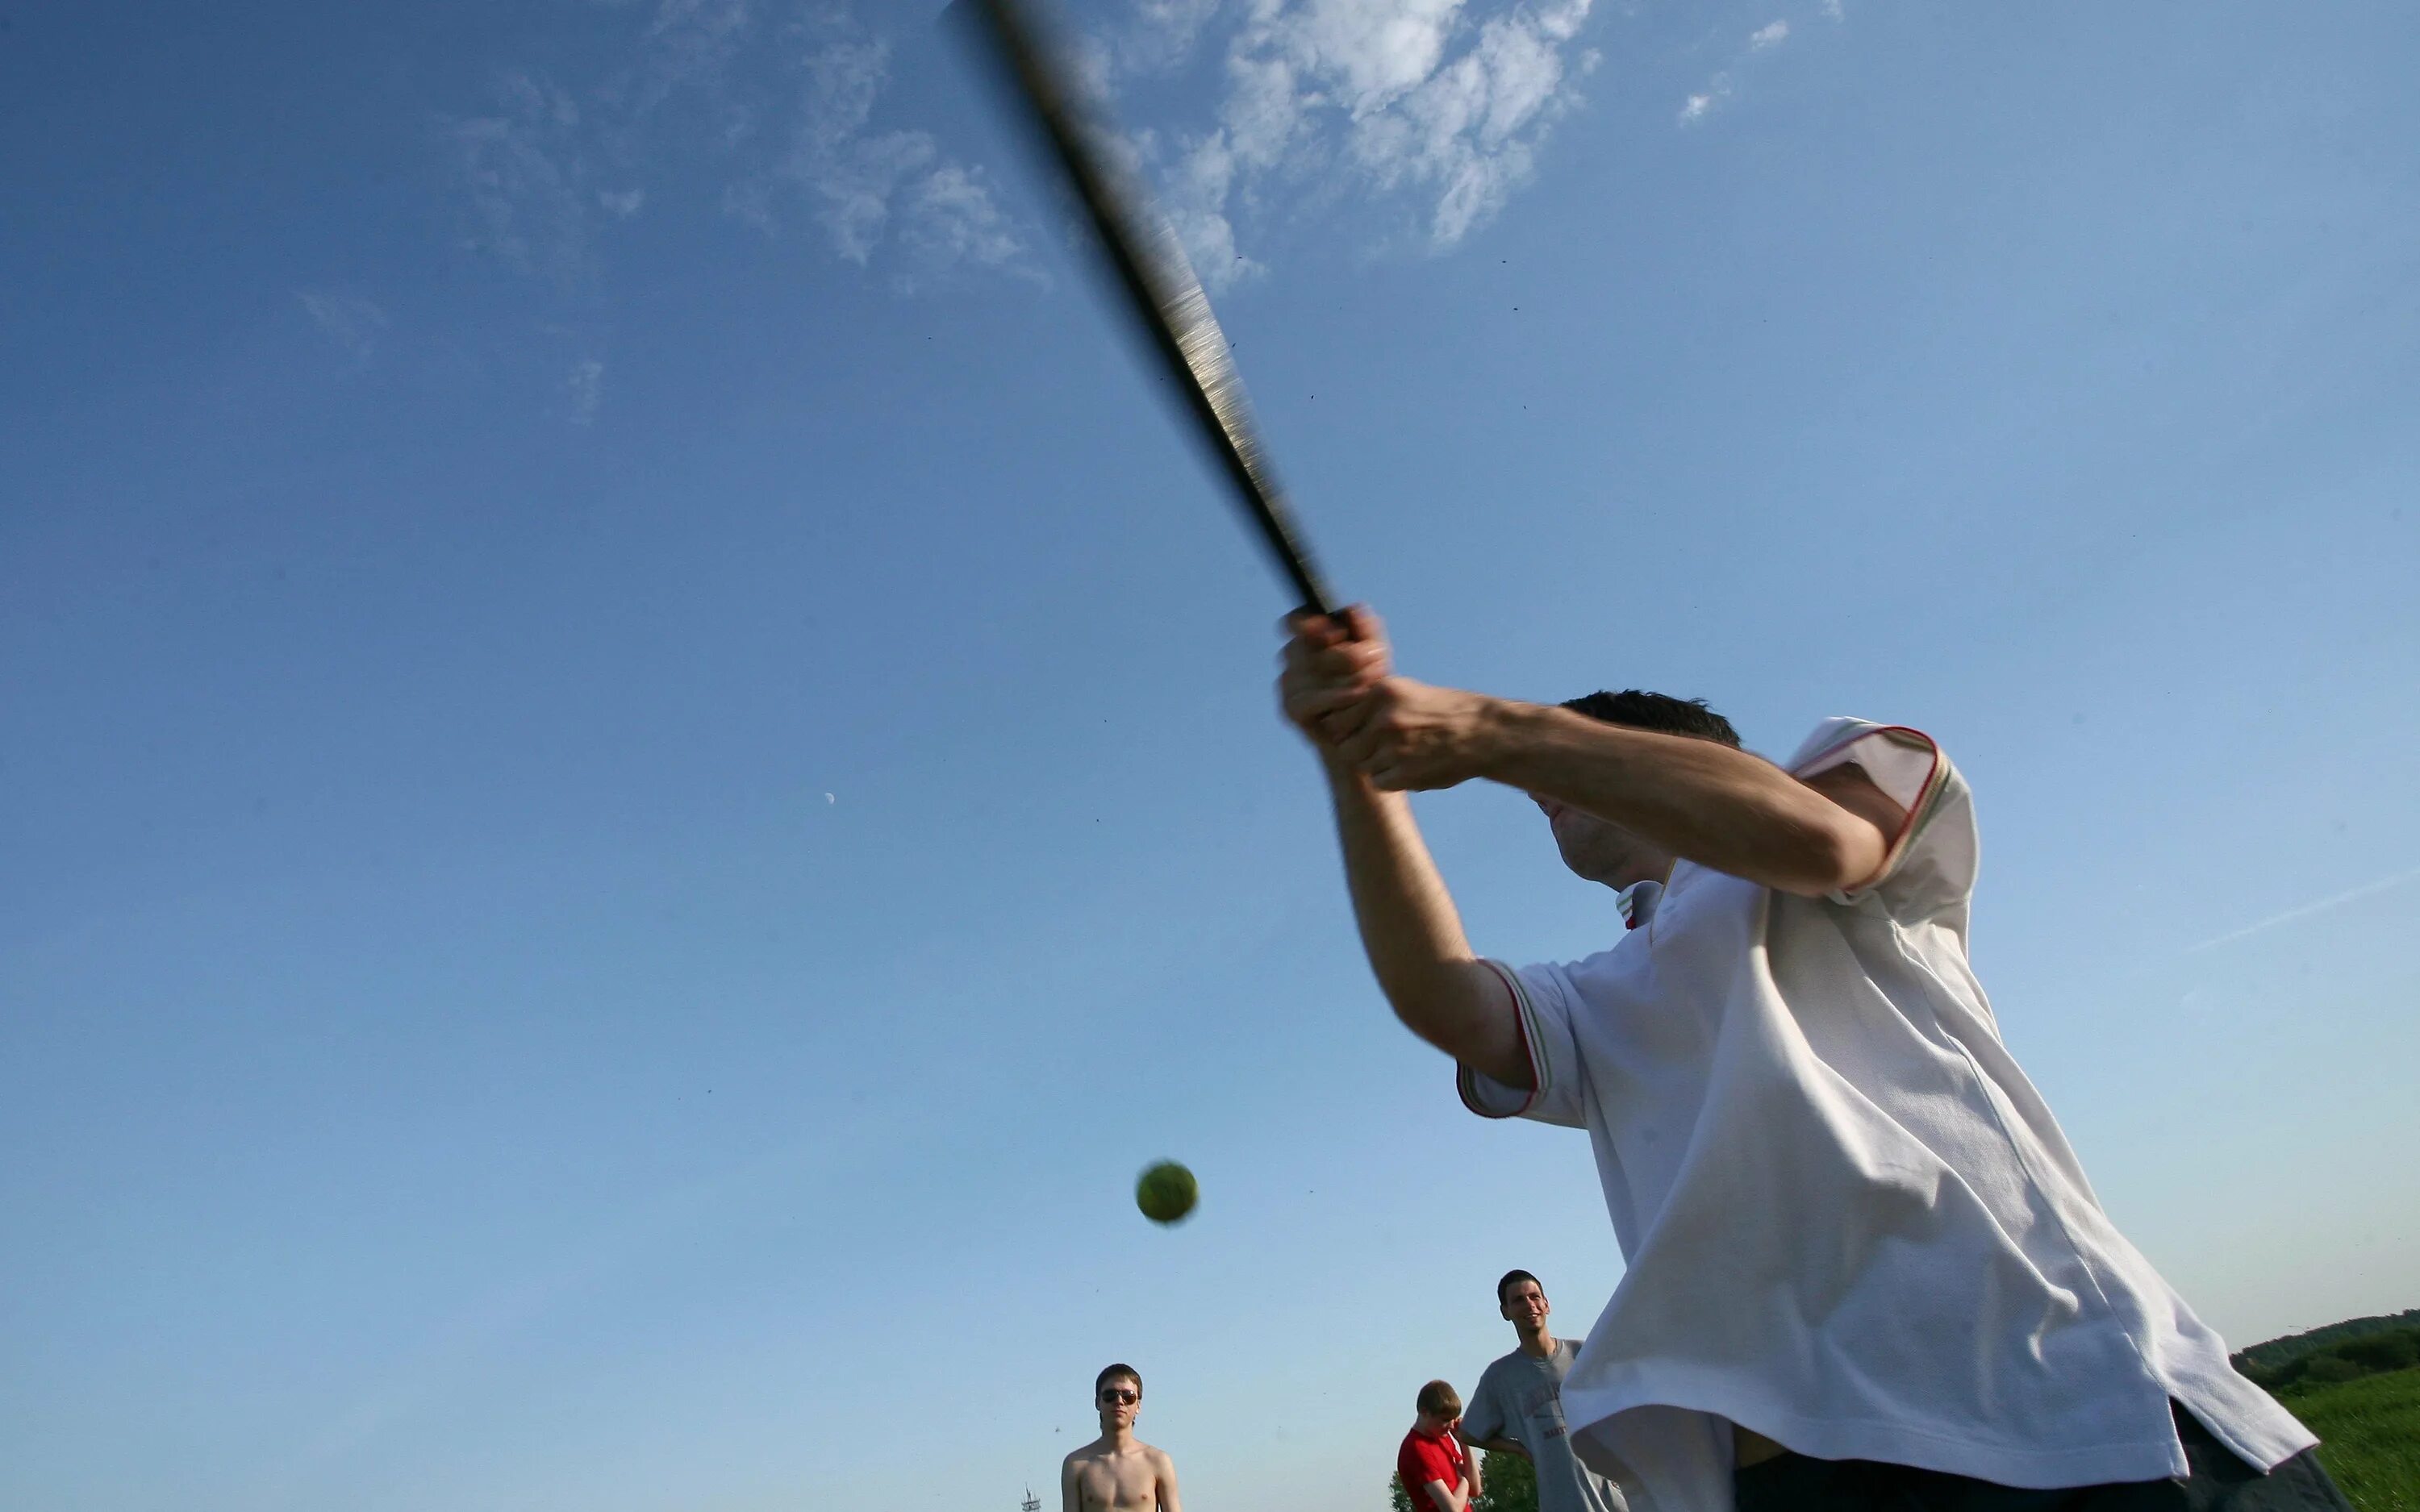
[1095,1363,1142,1398]
[1417,1379,1462,1418]
[1496,1268,1543,1306]
[1559,690,1741,748]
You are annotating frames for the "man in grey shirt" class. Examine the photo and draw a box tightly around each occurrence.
[1460,1271,1627,1512]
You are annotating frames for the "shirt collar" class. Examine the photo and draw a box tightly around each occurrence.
[1617,879,1664,931]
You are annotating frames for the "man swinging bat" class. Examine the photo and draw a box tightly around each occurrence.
[954,16,2343,1502]
[1278,607,2348,1512]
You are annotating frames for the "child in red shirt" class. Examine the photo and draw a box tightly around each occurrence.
[1398,1379,1483,1512]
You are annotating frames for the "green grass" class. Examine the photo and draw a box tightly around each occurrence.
[2283,1365,2420,1512]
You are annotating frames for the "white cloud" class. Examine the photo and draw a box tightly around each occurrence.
[1134,0,1225,65]
[785,36,941,264]
[445,4,1028,287]
[1219,49,1308,173]
[296,290,390,363]
[1164,132,1262,290]
[1185,0,1599,251]
[2188,865,2420,953]
[1090,0,1225,86]
[441,73,594,285]
[899,163,1024,273]
[1675,10,1808,128]
[1069,31,1119,104]
[642,0,752,95]
[566,358,605,425]
[1676,73,1730,125]
[1821,0,1844,19]
[1275,0,1468,114]
[720,20,1024,274]
[439,0,1608,292]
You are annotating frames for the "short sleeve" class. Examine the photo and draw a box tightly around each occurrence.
[1455,959,1589,1130]
[1787,717,1979,930]
[1399,1438,1458,1508]
[1458,1371,1508,1444]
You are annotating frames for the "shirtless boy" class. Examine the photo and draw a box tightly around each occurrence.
[1062,1364,1183,1512]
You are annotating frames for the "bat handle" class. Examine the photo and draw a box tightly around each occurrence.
[1295,598,1362,643]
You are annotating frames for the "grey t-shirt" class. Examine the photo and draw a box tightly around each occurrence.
[1462,1339,1626,1512]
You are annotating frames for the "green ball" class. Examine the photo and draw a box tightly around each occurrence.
[1135,1160,1199,1226]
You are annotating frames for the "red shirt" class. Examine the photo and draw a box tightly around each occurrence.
[1396,1424,1470,1512]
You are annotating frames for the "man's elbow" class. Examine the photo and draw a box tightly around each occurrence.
[1769,816,1883,898]
[1380,964,1487,1045]
[1384,965,1525,1082]
[1387,989,1465,1055]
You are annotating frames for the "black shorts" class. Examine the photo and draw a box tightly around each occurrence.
[1734,1405,2354,1512]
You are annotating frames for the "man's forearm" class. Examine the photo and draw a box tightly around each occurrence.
[1324,760,1526,1085]
[1479,702,1885,896]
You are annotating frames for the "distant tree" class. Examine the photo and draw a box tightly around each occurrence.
[2336,1331,2420,1374]
[2239,1325,2420,1395]
[1390,1471,1414,1512]
[2233,1310,2420,1372]
[1475,1448,1540,1512]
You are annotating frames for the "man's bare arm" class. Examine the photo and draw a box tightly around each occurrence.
[1324,674,1903,898]
[1284,609,1905,897]
[1481,705,1899,895]
[1282,614,1526,1085]
[1321,762,1527,1085]
[1061,1456,1081,1512]
[1154,1448,1183,1512]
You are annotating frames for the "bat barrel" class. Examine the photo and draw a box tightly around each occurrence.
[959,0,1338,620]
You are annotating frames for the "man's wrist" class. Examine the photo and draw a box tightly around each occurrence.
[1469,695,1544,784]
[1321,751,1374,793]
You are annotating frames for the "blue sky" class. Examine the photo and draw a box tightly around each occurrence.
[3,2,2417,1510]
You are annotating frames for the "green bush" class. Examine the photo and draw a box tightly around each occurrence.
[2237,1313,2420,1374]
[1475,1448,1539,1512]
[2238,1327,2420,1393]
[2340,1334,2420,1374]
[2240,1357,2295,1389]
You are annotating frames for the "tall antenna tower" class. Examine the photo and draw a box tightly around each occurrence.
[1021,1489,1041,1512]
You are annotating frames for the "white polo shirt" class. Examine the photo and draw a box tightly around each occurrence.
[1457,719,2312,1512]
